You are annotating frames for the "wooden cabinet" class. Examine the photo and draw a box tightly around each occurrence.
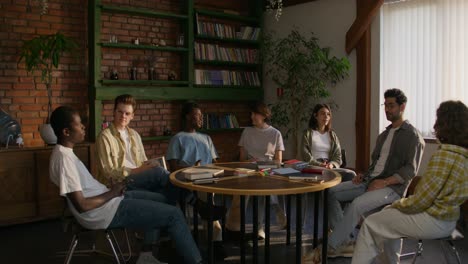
[0,143,95,226]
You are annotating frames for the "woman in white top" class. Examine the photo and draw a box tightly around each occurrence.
[302,103,355,181]
[226,103,286,239]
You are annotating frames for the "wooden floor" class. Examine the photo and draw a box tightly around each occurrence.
[0,198,466,264]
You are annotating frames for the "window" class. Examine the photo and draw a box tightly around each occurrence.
[380,0,468,137]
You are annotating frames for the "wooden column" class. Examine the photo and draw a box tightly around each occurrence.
[346,0,384,171]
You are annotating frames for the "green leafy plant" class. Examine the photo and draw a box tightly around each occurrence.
[262,29,351,155]
[18,32,78,123]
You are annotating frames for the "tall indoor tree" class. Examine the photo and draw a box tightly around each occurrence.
[262,29,351,157]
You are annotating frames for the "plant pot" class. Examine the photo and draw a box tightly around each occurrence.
[40,123,57,145]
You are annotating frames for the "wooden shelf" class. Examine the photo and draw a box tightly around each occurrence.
[142,128,244,142]
[96,86,262,101]
[194,60,260,67]
[101,4,188,20]
[101,43,188,52]
[196,9,258,24]
[195,35,260,45]
[101,80,189,86]
[194,84,261,89]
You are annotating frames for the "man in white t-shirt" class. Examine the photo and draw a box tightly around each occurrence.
[303,89,425,262]
[49,106,203,264]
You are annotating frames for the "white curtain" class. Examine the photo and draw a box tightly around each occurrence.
[380,0,468,137]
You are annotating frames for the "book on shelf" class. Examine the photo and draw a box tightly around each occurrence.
[182,167,224,181]
[194,69,260,86]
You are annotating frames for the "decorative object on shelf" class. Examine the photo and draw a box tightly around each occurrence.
[18,31,78,145]
[159,39,166,46]
[109,35,118,43]
[163,127,172,136]
[16,134,24,147]
[133,38,139,45]
[177,34,185,46]
[110,69,119,80]
[26,0,48,15]
[263,29,351,156]
[129,67,138,80]
[0,108,21,148]
[168,71,177,81]
[266,0,282,21]
[148,67,156,80]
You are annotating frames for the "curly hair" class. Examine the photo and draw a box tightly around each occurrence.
[384,88,407,105]
[433,100,468,148]
[308,104,332,131]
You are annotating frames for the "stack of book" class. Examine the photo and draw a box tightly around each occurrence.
[182,167,224,181]
[194,69,260,86]
[202,113,239,129]
[195,43,258,63]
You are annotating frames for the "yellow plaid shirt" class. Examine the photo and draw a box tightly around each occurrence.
[96,123,147,182]
[391,144,468,221]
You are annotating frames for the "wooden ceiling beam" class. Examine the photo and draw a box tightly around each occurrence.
[345,0,384,54]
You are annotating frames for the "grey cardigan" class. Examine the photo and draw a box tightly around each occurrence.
[301,128,342,168]
[364,120,425,197]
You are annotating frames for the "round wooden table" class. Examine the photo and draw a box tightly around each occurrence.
[170,162,341,264]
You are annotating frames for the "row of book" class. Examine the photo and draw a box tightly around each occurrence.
[195,15,260,40]
[195,43,258,63]
[194,69,260,86]
[202,113,240,130]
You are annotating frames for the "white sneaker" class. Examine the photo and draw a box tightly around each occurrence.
[257,228,266,240]
[136,253,168,264]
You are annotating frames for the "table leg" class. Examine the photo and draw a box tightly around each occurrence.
[313,192,320,248]
[296,194,302,264]
[286,195,291,245]
[193,191,198,244]
[207,193,214,264]
[252,196,258,264]
[241,195,246,264]
[322,189,329,264]
[265,195,270,264]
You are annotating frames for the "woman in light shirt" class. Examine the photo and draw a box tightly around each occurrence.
[302,104,355,181]
[226,103,286,239]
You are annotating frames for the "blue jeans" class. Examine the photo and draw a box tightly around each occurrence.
[126,166,180,205]
[108,190,202,264]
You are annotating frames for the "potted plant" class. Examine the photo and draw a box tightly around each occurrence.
[262,29,351,157]
[18,32,78,144]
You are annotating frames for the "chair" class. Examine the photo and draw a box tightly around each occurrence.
[399,176,466,264]
[58,200,131,264]
[341,148,347,168]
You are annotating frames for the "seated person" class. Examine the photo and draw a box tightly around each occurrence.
[96,94,176,204]
[49,106,203,264]
[226,102,287,239]
[301,103,356,181]
[352,100,468,264]
[304,88,425,262]
[96,94,214,218]
[166,101,226,260]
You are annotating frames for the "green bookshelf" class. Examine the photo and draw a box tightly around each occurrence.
[88,0,263,140]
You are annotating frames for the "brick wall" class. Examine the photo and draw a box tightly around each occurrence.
[0,0,88,146]
[1,0,254,163]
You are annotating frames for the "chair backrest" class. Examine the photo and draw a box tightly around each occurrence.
[341,148,347,168]
[405,176,422,198]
